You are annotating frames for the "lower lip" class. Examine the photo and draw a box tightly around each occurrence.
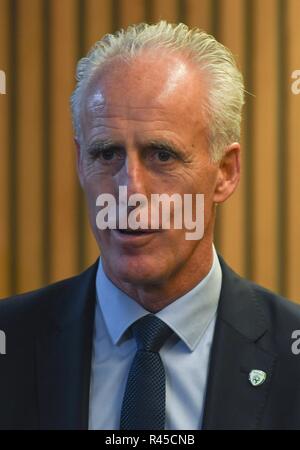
[112,229,161,244]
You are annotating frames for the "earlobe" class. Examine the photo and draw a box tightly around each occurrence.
[213,172,226,203]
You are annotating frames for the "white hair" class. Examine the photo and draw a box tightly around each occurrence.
[70,21,245,161]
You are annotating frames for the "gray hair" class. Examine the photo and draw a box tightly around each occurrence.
[70,21,245,161]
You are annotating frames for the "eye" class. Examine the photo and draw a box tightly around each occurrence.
[147,143,180,164]
[101,149,115,160]
[88,145,124,162]
[157,150,172,162]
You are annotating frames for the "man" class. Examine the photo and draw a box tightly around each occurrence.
[0,21,300,430]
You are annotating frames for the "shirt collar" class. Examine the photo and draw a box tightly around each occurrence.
[96,245,222,351]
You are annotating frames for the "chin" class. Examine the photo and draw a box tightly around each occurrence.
[110,253,167,286]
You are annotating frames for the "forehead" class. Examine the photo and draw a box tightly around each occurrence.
[81,51,209,137]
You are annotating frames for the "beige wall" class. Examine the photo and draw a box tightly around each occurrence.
[0,0,300,303]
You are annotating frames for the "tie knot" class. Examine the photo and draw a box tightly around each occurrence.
[132,314,173,352]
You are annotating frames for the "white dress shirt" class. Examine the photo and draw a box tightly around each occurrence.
[89,245,222,430]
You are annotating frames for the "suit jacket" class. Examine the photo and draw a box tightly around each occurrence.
[0,255,300,430]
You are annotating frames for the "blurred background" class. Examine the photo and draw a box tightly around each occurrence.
[0,0,300,303]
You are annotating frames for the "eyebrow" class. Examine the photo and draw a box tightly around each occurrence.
[145,139,186,158]
[86,138,187,159]
[86,139,120,156]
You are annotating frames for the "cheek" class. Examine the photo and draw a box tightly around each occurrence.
[176,166,217,199]
[81,178,112,234]
[82,166,114,198]
[180,166,217,225]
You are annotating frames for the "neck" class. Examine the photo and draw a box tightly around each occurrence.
[102,238,215,313]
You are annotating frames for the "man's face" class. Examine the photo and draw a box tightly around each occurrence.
[77,52,229,288]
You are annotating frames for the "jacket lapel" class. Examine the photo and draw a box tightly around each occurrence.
[202,256,277,430]
[36,261,98,429]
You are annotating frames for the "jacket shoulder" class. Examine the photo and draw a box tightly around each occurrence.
[218,254,300,353]
[249,280,300,327]
[0,260,99,333]
[248,281,300,356]
[219,253,300,326]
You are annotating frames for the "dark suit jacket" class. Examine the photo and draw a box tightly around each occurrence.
[0,256,300,430]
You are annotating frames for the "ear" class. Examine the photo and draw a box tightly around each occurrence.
[213,142,241,204]
[74,137,84,188]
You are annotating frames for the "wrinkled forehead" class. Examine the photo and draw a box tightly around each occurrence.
[81,51,209,119]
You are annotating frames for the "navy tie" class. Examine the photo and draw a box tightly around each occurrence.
[120,314,173,430]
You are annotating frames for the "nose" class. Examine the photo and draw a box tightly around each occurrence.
[116,150,148,197]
